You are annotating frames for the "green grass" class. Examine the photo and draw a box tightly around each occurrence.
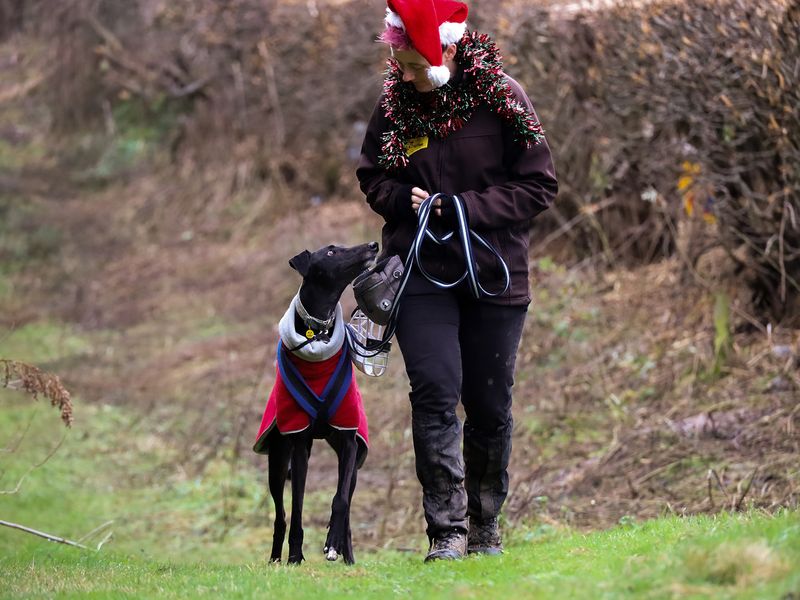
[0,322,91,365]
[1,402,799,598]
[1,509,798,598]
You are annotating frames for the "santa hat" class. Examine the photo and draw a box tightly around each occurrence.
[384,0,468,88]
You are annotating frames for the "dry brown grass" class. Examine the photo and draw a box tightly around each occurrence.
[1,359,73,426]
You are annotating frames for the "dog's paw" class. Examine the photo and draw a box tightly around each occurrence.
[344,540,355,565]
[324,546,339,561]
[287,552,305,565]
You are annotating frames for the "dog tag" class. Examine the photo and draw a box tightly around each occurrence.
[305,329,315,339]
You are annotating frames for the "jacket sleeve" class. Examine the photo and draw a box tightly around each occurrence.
[459,76,558,230]
[356,96,415,223]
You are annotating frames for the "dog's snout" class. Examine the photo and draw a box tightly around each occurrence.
[368,242,379,251]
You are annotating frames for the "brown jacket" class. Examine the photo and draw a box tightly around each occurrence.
[356,70,558,305]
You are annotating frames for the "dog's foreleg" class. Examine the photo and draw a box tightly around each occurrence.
[343,462,358,564]
[268,436,290,563]
[287,433,312,565]
[324,432,358,565]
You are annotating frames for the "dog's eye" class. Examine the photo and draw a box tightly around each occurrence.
[326,250,335,256]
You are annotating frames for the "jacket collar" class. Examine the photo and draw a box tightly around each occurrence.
[279,295,345,362]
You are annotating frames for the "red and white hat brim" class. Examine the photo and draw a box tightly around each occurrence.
[384,9,467,46]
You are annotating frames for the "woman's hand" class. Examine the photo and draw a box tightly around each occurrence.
[411,187,429,215]
[411,187,447,216]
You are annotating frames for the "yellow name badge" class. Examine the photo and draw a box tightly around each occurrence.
[405,136,429,157]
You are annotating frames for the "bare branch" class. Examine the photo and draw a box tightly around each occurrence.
[0,433,66,495]
[77,520,115,545]
[0,519,89,550]
[1,406,39,454]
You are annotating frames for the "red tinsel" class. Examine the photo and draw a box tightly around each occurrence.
[379,31,544,171]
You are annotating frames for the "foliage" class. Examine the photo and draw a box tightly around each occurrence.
[498,0,799,320]
[28,0,799,321]
[40,0,381,198]
[0,199,63,263]
[1,360,72,426]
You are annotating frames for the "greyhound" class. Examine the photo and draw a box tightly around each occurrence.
[253,241,378,565]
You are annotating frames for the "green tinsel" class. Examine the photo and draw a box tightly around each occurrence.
[379,31,544,171]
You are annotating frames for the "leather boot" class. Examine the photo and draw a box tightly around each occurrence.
[467,516,503,555]
[425,530,467,562]
[463,417,513,521]
[412,408,468,540]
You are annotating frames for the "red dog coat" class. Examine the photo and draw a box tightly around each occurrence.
[253,342,369,466]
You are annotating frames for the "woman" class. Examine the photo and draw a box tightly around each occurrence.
[357,0,557,562]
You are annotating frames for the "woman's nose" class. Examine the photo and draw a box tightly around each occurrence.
[402,70,415,83]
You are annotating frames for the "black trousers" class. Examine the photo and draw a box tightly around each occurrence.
[395,269,527,539]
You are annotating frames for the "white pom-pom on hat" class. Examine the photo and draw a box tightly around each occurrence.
[426,65,451,87]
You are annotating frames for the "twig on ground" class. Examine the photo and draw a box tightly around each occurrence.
[0,519,89,549]
[95,530,114,551]
[787,402,800,436]
[706,470,715,509]
[626,475,639,499]
[709,468,732,502]
[531,198,617,254]
[0,515,113,551]
[634,460,683,487]
[734,467,759,511]
[77,520,115,545]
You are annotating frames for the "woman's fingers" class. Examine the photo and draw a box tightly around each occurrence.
[411,187,430,213]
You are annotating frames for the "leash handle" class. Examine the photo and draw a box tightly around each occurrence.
[414,194,510,298]
[347,193,511,358]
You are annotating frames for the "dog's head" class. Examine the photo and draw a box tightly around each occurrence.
[289,242,379,294]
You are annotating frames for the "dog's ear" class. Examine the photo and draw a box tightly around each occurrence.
[288,250,312,276]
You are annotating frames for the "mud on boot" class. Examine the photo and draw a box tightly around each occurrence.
[424,530,467,563]
[467,516,503,555]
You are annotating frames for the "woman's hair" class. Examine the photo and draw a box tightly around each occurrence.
[378,25,412,50]
[378,25,452,52]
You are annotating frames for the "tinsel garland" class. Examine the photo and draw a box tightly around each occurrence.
[379,31,544,171]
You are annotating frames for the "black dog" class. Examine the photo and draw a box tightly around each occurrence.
[254,242,378,565]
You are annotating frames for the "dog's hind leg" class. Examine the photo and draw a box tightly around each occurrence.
[287,432,312,565]
[324,430,358,565]
[342,464,357,564]
[268,435,290,563]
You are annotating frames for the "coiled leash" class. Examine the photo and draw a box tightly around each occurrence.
[347,193,510,372]
[412,193,511,299]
